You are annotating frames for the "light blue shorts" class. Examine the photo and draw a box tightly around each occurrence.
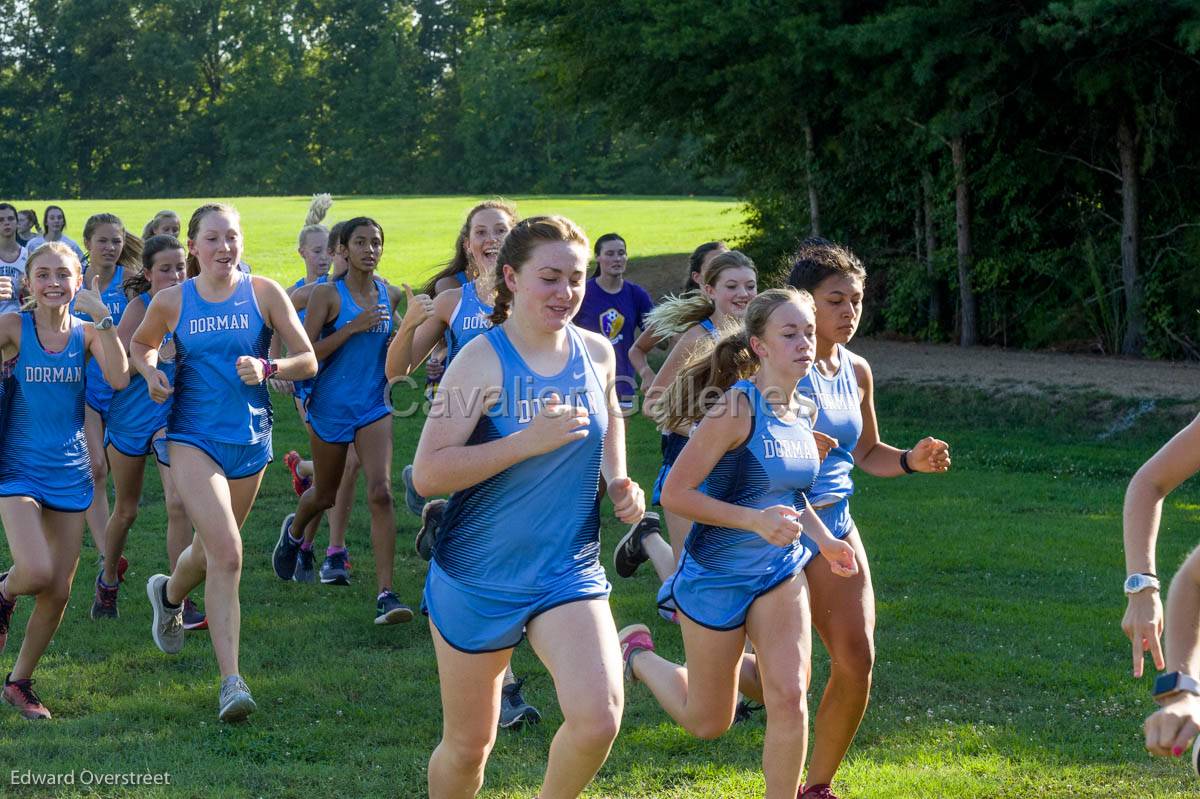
[307,405,390,446]
[652,432,689,506]
[105,427,160,459]
[0,475,92,514]
[799,498,857,559]
[423,560,611,653]
[658,544,814,631]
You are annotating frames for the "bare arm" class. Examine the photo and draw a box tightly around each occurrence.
[850,354,950,477]
[1144,547,1200,757]
[581,329,644,523]
[412,336,591,497]
[116,296,147,351]
[628,326,664,388]
[384,284,435,381]
[388,289,455,378]
[253,276,316,381]
[75,276,129,389]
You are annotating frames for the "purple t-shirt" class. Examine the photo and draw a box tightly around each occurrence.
[573,277,655,401]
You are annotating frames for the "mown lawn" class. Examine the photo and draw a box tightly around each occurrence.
[2,380,1198,797]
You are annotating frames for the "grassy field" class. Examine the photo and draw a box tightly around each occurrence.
[2,196,1199,796]
[21,195,748,290]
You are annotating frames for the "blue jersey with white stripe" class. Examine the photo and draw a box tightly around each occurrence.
[291,275,329,325]
[306,278,391,430]
[434,325,609,590]
[0,313,90,489]
[685,380,821,575]
[72,265,128,405]
[453,271,469,287]
[444,281,493,365]
[107,292,174,442]
[169,273,272,444]
[795,344,862,504]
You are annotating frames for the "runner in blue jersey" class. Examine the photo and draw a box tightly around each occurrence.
[413,216,645,798]
[141,210,181,240]
[617,288,858,799]
[272,217,433,624]
[132,203,316,723]
[613,251,759,619]
[76,213,143,583]
[90,235,204,628]
[781,241,949,799]
[0,242,129,720]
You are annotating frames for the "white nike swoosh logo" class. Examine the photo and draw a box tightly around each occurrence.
[572,370,587,381]
[234,299,248,306]
[67,351,79,357]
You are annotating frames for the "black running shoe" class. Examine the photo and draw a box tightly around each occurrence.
[293,548,316,583]
[499,677,541,729]
[375,590,414,625]
[416,499,446,561]
[613,512,660,578]
[733,699,765,725]
[272,513,302,581]
[320,550,351,586]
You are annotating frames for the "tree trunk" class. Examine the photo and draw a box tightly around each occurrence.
[1118,114,1143,356]
[802,113,821,237]
[950,136,977,347]
[922,170,942,338]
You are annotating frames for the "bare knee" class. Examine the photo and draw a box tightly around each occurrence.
[688,711,735,741]
[90,458,108,483]
[19,562,55,595]
[763,682,809,726]
[440,728,496,775]
[110,503,139,532]
[830,635,875,687]
[366,479,392,510]
[165,494,188,522]
[205,540,243,574]
[564,700,622,750]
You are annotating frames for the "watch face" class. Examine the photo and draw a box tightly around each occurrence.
[1154,672,1181,696]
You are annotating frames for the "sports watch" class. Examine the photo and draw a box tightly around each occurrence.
[95,316,114,331]
[1124,573,1160,595]
[1153,671,1200,704]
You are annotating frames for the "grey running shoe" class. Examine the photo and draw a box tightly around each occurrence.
[415,499,446,561]
[498,677,541,729]
[146,574,185,654]
[320,549,351,586]
[293,547,316,583]
[401,464,426,517]
[613,512,660,578]
[218,674,256,722]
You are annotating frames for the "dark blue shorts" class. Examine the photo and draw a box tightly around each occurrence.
[652,432,690,506]
[105,427,161,459]
[0,476,93,513]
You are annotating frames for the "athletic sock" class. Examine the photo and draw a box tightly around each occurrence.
[97,575,118,589]
[326,546,347,557]
[288,533,303,546]
[376,588,392,600]
[160,581,181,610]
[299,540,313,552]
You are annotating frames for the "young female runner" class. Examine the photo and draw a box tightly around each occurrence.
[0,242,129,719]
[413,215,645,799]
[24,206,85,262]
[134,203,316,722]
[0,203,27,316]
[572,232,655,409]
[15,209,39,247]
[142,210,181,240]
[76,213,142,576]
[618,287,858,799]
[784,241,950,798]
[90,234,204,628]
[271,217,433,623]
[613,251,758,603]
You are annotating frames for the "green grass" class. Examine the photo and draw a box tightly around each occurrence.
[3,196,1199,796]
[26,194,747,288]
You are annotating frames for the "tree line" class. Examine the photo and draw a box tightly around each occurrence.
[506,0,1200,357]
[0,0,728,200]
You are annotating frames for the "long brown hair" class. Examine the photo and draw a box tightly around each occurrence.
[185,203,239,278]
[489,215,589,326]
[83,213,143,273]
[422,199,518,296]
[654,287,814,431]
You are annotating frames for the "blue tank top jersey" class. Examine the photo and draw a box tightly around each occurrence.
[0,313,90,488]
[306,278,391,427]
[796,344,862,504]
[453,271,469,287]
[699,318,718,338]
[72,265,127,397]
[107,293,175,440]
[685,380,821,575]
[434,325,609,590]
[444,281,493,366]
[169,273,272,445]
[291,274,329,324]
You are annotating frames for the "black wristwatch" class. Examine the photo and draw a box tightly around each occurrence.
[1153,671,1200,704]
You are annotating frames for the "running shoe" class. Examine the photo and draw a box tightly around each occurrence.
[284,450,311,497]
[293,548,316,583]
[146,574,185,655]
[658,594,680,624]
[375,590,414,625]
[498,677,542,729]
[320,549,351,586]
[182,597,208,631]
[733,699,765,725]
[618,623,655,683]
[3,673,51,720]
[0,574,15,655]
[800,785,841,799]
[218,674,256,722]
[401,464,426,516]
[415,498,446,561]
[613,511,660,578]
[90,575,119,620]
[272,513,302,580]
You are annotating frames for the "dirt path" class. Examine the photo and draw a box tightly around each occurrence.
[850,338,1200,402]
